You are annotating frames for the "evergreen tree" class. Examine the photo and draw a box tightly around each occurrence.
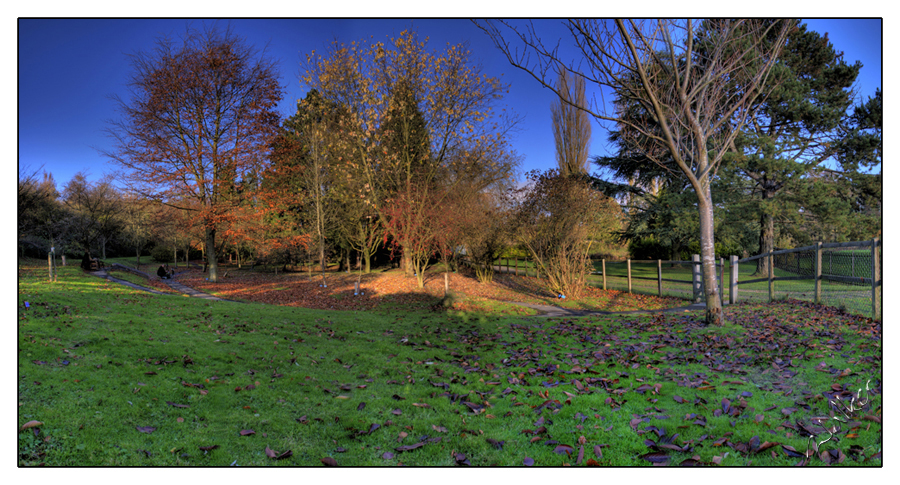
[724,21,861,271]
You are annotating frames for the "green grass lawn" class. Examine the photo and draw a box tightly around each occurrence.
[17,259,882,466]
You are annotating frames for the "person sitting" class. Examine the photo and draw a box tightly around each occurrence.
[157,265,169,279]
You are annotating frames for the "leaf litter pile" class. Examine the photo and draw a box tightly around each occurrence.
[18,262,880,465]
[176,266,685,314]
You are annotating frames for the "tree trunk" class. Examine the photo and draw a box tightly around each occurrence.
[101,236,107,260]
[698,189,723,326]
[319,234,326,274]
[363,251,371,274]
[402,251,413,277]
[206,227,219,283]
[414,258,425,288]
[136,247,141,267]
[756,190,775,276]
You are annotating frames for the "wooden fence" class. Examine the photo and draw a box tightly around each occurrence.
[493,239,881,319]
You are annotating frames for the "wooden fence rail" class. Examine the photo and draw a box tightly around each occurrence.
[492,240,880,319]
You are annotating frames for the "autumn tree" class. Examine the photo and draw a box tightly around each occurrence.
[266,89,339,273]
[476,19,792,325]
[552,69,591,176]
[515,170,620,298]
[303,30,519,287]
[104,25,282,282]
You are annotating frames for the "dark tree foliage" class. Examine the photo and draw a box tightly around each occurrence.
[724,21,861,271]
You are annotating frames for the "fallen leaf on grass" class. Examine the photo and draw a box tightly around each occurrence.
[199,445,219,452]
[357,402,366,411]
[136,426,156,434]
[239,429,255,436]
[640,452,670,464]
[395,442,424,452]
[20,420,43,431]
[782,445,805,458]
[486,438,504,450]
[523,457,534,466]
[382,452,394,460]
[679,458,703,466]
[454,453,470,466]
[554,444,574,456]
[166,401,189,408]
[319,456,337,466]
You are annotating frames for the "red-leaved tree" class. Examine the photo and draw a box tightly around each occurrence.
[104,25,282,282]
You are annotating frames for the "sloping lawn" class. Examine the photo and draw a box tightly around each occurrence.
[18,260,881,466]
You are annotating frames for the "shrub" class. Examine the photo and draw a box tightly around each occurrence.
[151,245,173,263]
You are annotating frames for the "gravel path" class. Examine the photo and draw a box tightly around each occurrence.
[90,269,237,302]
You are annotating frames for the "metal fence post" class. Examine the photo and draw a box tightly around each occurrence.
[872,238,881,319]
[627,259,632,293]
[692,254,701,303]
[815,242,822,304]
[730,255,738,305]
[768,253,775,302]
[602,259,607,290]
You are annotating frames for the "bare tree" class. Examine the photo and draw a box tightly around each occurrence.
[62,173,121,260]
[475,19,792,325]
[552,69,591,176]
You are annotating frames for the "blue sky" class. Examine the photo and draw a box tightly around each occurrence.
[17,18,882,190]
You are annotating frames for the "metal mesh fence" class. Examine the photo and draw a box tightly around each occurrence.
[735,241,881,318]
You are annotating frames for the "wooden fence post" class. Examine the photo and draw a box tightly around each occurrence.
[872,238,881,319]
[768,253,775,302]
[627,259,632,293]
[815,242,822,304]
[48,252,53,282]
[657,259,662,297]
[730,255,738,305]
[691,254,701,303]
[445,272,449,296]
[602,259,607,290]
